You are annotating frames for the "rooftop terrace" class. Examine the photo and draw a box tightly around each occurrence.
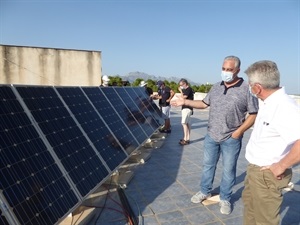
[62,108,300,225]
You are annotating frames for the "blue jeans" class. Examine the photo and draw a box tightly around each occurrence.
[200,134,242,202]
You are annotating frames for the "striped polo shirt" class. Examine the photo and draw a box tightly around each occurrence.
[203,78,259,142]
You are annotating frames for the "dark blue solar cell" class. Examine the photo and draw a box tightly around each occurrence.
[115,87,156,137]
[16,86,109,197]
[0,86,79,225]
[56,87,128,171]
[1,85,160,225]
[0,85,15,98]
[0,87,33,131]
[137,87,162,116]
[136,87,162,118]
[101,87,147,145]
[129,87,163,127]
[83,87,138,154]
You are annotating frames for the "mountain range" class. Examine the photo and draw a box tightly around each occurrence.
[120,71,200,85]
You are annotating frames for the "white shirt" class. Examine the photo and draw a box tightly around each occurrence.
[246,87,300,166]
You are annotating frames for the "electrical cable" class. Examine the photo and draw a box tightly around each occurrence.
[93,176,113,225]
[71,211,84,225]
[102,183,124,209]
[117,186,139,225]
[69,176,115,225]
[92,180,131,224]
[128,195,143,225]
[70,175,141,225]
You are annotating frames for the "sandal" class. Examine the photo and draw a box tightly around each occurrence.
[179,139,190,144]
[179,139,190,145]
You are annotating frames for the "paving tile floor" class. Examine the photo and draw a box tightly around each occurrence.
[93,109,300,225]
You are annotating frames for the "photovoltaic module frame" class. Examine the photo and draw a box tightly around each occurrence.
[0,85,162,225]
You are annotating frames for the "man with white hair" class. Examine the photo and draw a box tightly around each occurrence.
[242,60,300,225]
[101,75,110,87]
[171,56,258,215]
[140,80,153,96]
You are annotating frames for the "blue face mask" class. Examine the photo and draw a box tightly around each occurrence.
[249,85,258,98]
[221,71,234,82]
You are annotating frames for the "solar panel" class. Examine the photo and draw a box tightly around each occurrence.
[101,87,148,145]
[133,88,162,119]
[16,86,109,197]
[55,87,128,171]
[131,87,163,126]
[115,87,156,136]
[0,85,79,225]
[1,85,162,225]
[82,87,139,154]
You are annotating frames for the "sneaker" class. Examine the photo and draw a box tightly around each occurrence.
[219,200,232,215]
[283,182,294,192]
[159,125,165,131]
[191,191,211,203]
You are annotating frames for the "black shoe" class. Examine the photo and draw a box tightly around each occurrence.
[160,129,171,133]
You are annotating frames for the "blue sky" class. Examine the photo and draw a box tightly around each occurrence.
[1,0,299,94]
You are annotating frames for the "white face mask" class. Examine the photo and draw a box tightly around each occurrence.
[103,81,109,86]
[249,85,258,98]
[221,71,234,82]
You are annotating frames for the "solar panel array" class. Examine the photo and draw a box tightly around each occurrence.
[0,85,162,225]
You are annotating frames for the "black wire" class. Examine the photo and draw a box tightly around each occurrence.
[70,213,74,225]
[128,194,143,225]
[72,211,84,225]
[117,186,139,225]
[93,176,113,225]
[71,175,136,225]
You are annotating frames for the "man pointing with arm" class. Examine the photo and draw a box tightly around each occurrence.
[171,55,259,215]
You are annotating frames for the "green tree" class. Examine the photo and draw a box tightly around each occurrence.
[169,81,179,93]
[106,76,212,92]
[145,79,156,91]
[109,76,123,86]
[132,78,143,87]
[191,85,199,92]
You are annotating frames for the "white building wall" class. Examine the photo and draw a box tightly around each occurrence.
[0,45,102,86]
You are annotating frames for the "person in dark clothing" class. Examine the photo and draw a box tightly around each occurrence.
[178,78,194,145]
[152,80,175,133]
